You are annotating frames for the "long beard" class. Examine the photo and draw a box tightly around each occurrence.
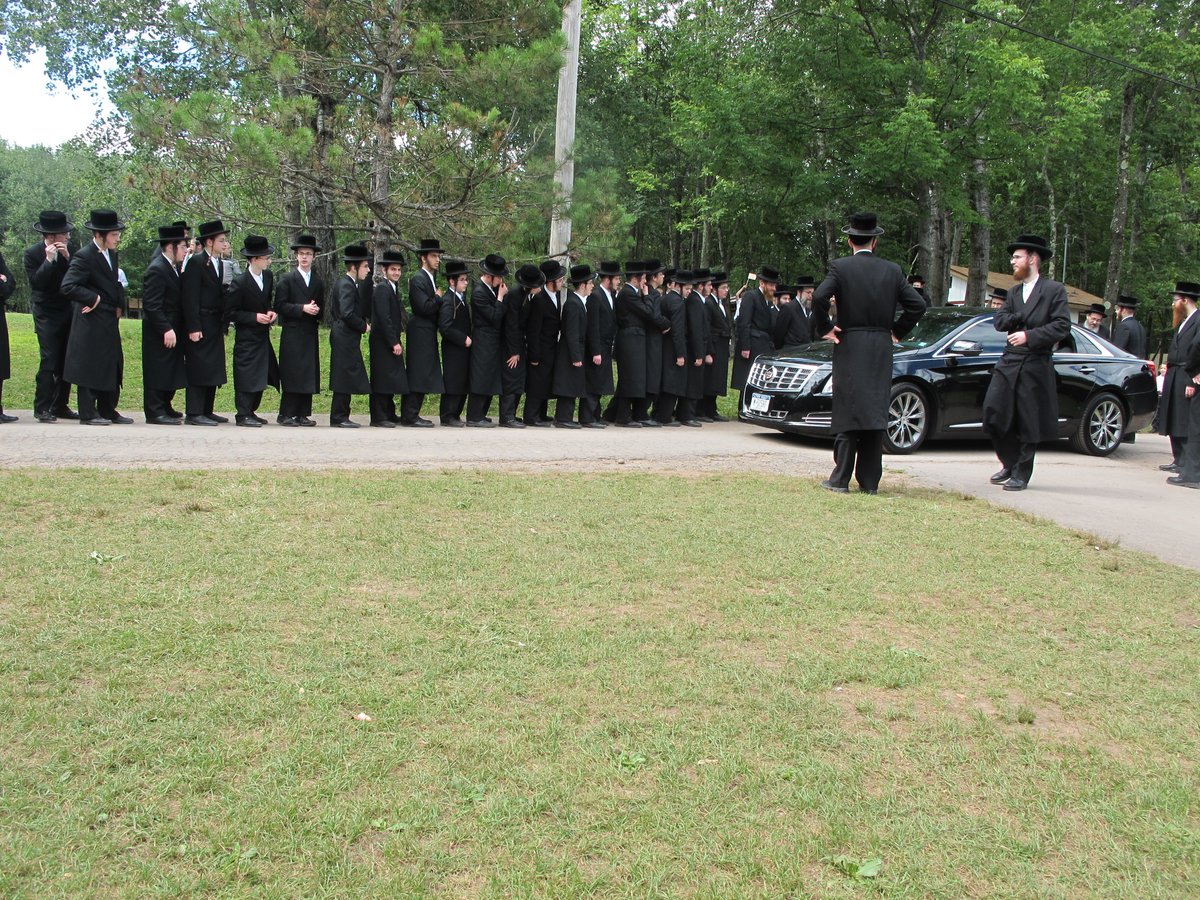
[1012,261,1030,281]
[1173,302,1187,329]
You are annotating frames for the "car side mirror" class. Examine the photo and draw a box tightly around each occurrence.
[947,340,983,356]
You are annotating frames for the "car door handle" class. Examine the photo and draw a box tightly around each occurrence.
[1077,366,1095,374]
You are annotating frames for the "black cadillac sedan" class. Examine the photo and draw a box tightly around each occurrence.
[739,308,1158,456]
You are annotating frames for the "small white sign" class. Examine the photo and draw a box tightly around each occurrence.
[749,393,771,412]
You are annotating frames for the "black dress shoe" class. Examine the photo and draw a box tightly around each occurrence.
[581,421,606,429]
[331,420,361,428]
[990,468,1013,484]
[208,413,230,424]
[53,408,80,420]
[108,414,134,424]
[147,415,181,425]
[1167,476,1200,489]
[277,416,299,427]
[616,421,643,428]
[710,413,729,422]
[400,418,434,428]
[529,420,553,428]
[695,416,714,423]
[185,415,218,426]
[81,416,111,426]
[639,420,662,428]
[554,420,582,429]
[465,420,496,428]
[0,412,18,423]
[440,418,465,428]
[1159,463,1182,473]
[821,479,849,494]
[35,412,58,423]
[235,417,263,427]
[680,419,703,427]
[166,409,184,419]
[661,421,682,427]
[370,420,397,428]
[297,416,317,427]
[499,419,526,429]
[1003,478,1028,492]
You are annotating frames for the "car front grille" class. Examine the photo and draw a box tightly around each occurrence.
[748,361,822,392]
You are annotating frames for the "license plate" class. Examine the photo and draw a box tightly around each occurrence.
[749,393,771,412]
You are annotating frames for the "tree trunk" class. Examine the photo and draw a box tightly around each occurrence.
[967,155,991,308]
[1103,81,1136,305]
[917,179,948,307]
[548,0,581,260]
[1040,158,1059,280]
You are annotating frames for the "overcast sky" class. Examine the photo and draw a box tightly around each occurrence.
[0,50,112,147]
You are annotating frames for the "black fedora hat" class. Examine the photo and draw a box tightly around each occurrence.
[990,286,1008,301]
[539,259,566,283]
[417,238,442,256]
[84,209,126,232]
[776,284,795,298]
[694,267,712,283]
[1116,294,1139,308]
[663,267,677,282]
[758,265,782,284]
[1085,302,1107,316]
[644,258,665,275]
[342,243,372,263]
[842,211,884,237]
[515,263,546,290]
[1006,233,1053,261]
[156,224,188,243]
[290,234,320,252]
[479,253,509,277]
[569,263,593,284]
[1173,281,1200,298]
[711,271,729,286]
[624,259,646,276]
[795,275,816,288]
[172,219,190,231]
[239,234,276,258]
[675,269,696,285]
[34,210,73,233]
[380,249,406,267]
[597,260,621,278]
[197,219,228,241]
[444,259,469,279]
[907,274,924,285]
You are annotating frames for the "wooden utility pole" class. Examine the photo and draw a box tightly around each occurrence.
[548,0,581,261]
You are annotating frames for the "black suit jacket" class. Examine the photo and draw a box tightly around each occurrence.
[1110,315,1147,359]
[24,241,76,312]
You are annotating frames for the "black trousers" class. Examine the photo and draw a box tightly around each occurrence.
[653,394,680,424]
[32,304,73,414]
[186,385,217,417]
[499,393,521,423]
[400,392,426,423]
[440,394,466,422]
[614,396,637,424]
[370,393,398,423]
[554,397,577,422]
[1169,435,1187,466]
[580,394,600,424]
[144,387,176,420]
[467,394,493,422]
[830,430,885,491]
[331,392,354,424]
[991,430,1038,483]
[235,390,263,419]
[280,391,313,419]
[78,386,119,420]
[635,396,654,422]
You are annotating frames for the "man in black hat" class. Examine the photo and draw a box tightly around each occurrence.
[23,210,79,421]
[813,212,926,494]
[702,270,733,421]
[584,260,618,427]
[1083,302,1110,340]
[680,268,712,426]
[639,260,669,426]
[772,275,816,349]
[523,260,565,426]
[980,233,1071,491]
[0,249,13,422]
[329,244,373,427]
[369,250,409,427]
[141,224,190,424]
[1171,297,1200,489]
[498,264,542,428]
[732,265,780,398]
[612,260,655,426]
[1157,282,1200,474]
[60,209,131,425]
[466,253,509,427]
[552,264,592,428]
[438,260,472,426]
[400,239,443,427]
[1110,295,1147,360]
[226,235,280,426]
[653,269,690,426]
[180,220,232,424]
[988,287,1007,310]
[274,234,324,426]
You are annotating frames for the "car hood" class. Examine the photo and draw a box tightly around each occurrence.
[766,342,919,364]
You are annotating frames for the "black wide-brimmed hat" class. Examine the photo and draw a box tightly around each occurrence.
[239,234,276,258]
[597,260,621,278]
[644,259,665,275]
[290,234,320,252]
[1116,294,1139,308]
[758,265,782,284]
[675,269,696,285]
[156,224,188,243]
[776,284,795,298]
[1174,281,1200,298]
[539,259,566,283]
[842,211,884,237]
[197,219,228,241]
[624,260,646,276]
[342,243,372,263]
[663,267,677,283]
[1006,233,1053,261]
[479,253,509,277]
[569,264,593,284]
[84,209,126,232]
[907,274,924,285]
[34,210,73,233]
[417,238,442,256]
[1085,302,1107,316]
[380,249,406,267]
[172,219,190,231]
[444,259,469,279]
[990,287,1008,301]
[711,271,729,286]
[795,275,816,288]
[694,267,712,283]
[515,264,546,290]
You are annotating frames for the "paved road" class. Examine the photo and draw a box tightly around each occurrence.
[0,411,1192,569]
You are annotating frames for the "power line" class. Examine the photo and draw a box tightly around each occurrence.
[937,0,1200,95]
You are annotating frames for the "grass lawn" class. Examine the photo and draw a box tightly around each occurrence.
[0,314,743,420]
[0,470,1196,896]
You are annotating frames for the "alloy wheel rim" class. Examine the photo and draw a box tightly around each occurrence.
[1090,399,1123,452]
[888,391,926,449]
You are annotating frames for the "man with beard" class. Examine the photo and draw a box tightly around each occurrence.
[438,260,472,426]
[681,268,712,426]
[653,269,690,427]
[772,275,816,349]
[368,249,409,427]
[1169,291,1200,489]
[1110,295,1147,359]
[612,260,656,426]
[328,244,373,428]
[732,266,781,398]
[141,223,189,424]
[226,235,280,427]
[498,264,542,428]
[640,260,669,426]
[980,233,1071,492]
[466,253,509,427]
[987,287,1007,310]
[400,239,443,428]
[523,259,564,426]
[702,270,732,421]
[274,234,324,426]
[552,264,592,428]
[584,260,617,427]
[813,212,926,494]
[24,210,79,421]
[180,220,232,425]
[1083,303,1110,340]
[61,209,132,426]
[1156,282,1200,474]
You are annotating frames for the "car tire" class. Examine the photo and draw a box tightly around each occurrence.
[884,383,931,455]
[1069,392,1126,457]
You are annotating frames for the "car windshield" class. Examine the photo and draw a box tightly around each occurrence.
[894,310,981,349]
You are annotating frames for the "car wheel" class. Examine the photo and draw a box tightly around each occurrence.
[884,383,930,455]
[1070,392,1126,456]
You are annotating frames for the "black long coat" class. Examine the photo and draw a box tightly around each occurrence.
[500,285,529,395]
[1156,313,1200,438]
[226,269,280,393]
[659,289,688,397]
[705,294,732,397]
[180,251,228,387]
[732,288,775,390]
[525,288,559,399]
[586,286,617,396]
[406,269,444,393]
[274,268,324,395]
[980,279,1072,443]
[614,284,657,398]
[552,291,588,398]
[329,274,371,394]
[0,252,14,381]
[370,279,409,395]
[61,242,126,391]
[468,280,505,397]
[1110,315,1148,360]
[439,288,472,395]
[140,252,187,391]
[24,242,76,377]
[644,288,669,396]
[684,289,710,400]
[772,300,814,349]
[813,251,927,433]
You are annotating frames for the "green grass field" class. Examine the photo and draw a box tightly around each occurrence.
[1,470,1196,896]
